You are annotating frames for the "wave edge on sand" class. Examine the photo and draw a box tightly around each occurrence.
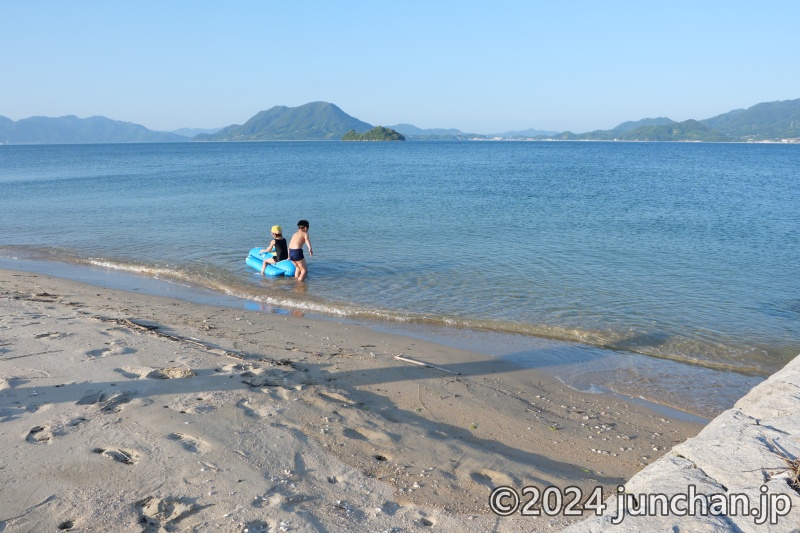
[0,268,708,531]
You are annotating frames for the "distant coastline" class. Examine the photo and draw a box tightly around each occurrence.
[467,137,800,144]
[2,98,799,144]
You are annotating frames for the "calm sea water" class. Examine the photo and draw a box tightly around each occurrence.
[1,141,798,416]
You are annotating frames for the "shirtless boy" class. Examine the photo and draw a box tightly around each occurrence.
[288,219,313,281]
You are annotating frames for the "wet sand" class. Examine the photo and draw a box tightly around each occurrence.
[0,269,704,531]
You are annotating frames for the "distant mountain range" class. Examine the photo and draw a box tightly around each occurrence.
[0,115,189,144]
[609,117,675,134]
[701,99,800,140]
[170,127,221,137]
[493,127,561,138]
[555,100,800,142]
[387,124,472,140]
[2,98,799,144]
[386,124,559,140]
[554,118,731,142]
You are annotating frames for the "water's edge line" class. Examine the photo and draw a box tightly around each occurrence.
[0,248,773,378]
[0,258,717,423]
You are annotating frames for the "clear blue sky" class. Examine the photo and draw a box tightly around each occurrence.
[2,1,798,134]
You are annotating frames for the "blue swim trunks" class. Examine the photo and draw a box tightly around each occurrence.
[289,248,304,261]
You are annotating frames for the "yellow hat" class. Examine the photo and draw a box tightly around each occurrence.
[271,225,282,234]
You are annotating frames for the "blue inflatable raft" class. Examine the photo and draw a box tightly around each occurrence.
[245,247,296,277]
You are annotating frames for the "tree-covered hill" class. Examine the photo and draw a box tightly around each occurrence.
[0,115,187,144]
[194,102,372,141]
[610,117,675,134]
[700,98,800,141]
[550,100,800,142]
[342,126,405,141]
[616,119,730,141]
[548,119,728,142]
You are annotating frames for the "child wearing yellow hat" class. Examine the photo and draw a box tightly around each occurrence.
[259,225,288,275]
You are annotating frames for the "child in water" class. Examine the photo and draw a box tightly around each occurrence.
[288,219,313,281]
[259,225,288,275]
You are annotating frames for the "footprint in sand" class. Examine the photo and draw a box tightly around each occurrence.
[77,390,134,413]
[241,367,305,390]
[66,416,88,427]
[147,367,196,379]
[2,369,51,389]
[136,496,205,532]
[26,425,53,443]
[116,366,150,379]
[79,390,135,413]
[469,468,516,487]
[167,432,208,453]
[93,447,139,465]
[85,341,136,358]
[242,520,270,533]
[86,347,112,357]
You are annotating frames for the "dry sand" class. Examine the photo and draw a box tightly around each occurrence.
[0,269,704,531]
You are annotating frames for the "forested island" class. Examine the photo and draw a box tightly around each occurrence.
[342,126,405,141]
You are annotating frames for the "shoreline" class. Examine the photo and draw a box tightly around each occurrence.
[0,268,706,531]
[0,257,760,420]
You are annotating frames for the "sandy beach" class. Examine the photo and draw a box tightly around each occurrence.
[0,269,704,532]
